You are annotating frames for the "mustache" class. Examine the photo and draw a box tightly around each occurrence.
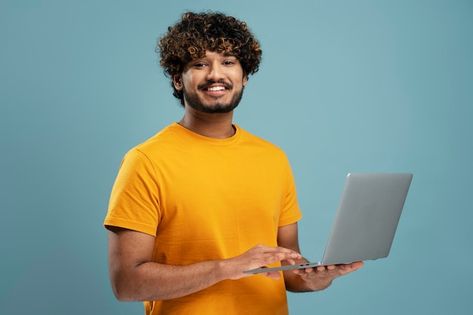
[198,80,233,90]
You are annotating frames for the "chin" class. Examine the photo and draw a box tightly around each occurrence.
[184,88,244,114]
[202,104,236,114]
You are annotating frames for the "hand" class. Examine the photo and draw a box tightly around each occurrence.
[222,245,302,280]
[292,261,364,291]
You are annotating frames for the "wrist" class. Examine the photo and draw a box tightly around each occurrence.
[215,259,232,281]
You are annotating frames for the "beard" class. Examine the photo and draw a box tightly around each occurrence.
[183,82,244,114]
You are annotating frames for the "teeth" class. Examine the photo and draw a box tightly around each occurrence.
[208,86,225,91]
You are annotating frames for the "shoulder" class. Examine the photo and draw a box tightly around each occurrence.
[126,123,183,159]
[114,124,182,174]
[238,126,287,154]
[237,126,289,162]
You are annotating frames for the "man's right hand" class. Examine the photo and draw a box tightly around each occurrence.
[221,245,302,280]
[108,229,301,301]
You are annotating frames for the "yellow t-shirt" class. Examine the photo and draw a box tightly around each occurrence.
[104,123,302,315]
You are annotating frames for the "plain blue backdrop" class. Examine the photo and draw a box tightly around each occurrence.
[1,0,472,314]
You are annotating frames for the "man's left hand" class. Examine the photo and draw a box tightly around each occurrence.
[291,261,364,291]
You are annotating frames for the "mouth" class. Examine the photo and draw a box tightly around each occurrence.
[199,83,232,97]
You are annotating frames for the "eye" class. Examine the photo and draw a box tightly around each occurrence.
[193,62,207,69]
[223,59,236,66]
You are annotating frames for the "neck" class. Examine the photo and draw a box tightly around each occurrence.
[179,106,235,139]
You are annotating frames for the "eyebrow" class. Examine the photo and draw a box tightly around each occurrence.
[191,54,238,63]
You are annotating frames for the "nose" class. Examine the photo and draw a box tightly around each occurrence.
[206,61,224,81]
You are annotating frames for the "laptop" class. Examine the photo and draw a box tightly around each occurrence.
[244,172,413,274]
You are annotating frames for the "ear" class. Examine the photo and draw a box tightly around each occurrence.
[243,75,248,87]
[173,75,183,91]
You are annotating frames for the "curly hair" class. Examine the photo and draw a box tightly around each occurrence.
[157,11,262,106]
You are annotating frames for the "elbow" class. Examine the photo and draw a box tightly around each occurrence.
[112,280,163,302]
[110,272,158,301]
[110,272,141,301]
[112,288,129,302]
[111,280,134,301]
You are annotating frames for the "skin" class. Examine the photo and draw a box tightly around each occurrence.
[107,50,363,301]
[108,226,301,301]
[173,51,247,138]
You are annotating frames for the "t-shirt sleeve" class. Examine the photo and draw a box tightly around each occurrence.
[103,148,161,236]
[278,154,302,226]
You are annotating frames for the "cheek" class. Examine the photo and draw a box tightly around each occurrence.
[182,77,194,88]
[181,72,199,87]
[235,72,247,86]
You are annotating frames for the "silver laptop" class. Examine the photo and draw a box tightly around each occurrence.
[244,173,413,274]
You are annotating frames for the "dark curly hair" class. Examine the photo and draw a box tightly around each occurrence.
[157,11,262,106]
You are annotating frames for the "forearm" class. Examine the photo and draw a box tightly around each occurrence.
[109,227,302,302]
[113,259,227,301]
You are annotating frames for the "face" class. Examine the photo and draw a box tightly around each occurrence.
[174,51,248,113]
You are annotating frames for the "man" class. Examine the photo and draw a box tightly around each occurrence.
[104,11,363,315]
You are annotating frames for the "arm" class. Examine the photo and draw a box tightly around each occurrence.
[107,227,301,301]
[277,223,363,292]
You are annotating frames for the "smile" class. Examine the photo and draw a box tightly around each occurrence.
[200,84,231,97]
[207,86,225,92]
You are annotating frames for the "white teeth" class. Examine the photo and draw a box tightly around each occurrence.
[208,86,225,91]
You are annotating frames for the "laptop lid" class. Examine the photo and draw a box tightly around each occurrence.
[244,172,413,274]
[321,172,412,265]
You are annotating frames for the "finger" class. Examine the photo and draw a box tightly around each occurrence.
[351,261,364,270]
[277,251,302,261]
[263,252,301,264]
[265,246,302,257]
[340,261,364,274]
[284,258,296,265]
[253,244,280,252]
[275,252,299,262]
[255,245,290,253]
[264,271,281,279]
[252,244,293,254]
[293,267,313,276]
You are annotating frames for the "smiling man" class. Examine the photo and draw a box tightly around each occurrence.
[104,11,362,315]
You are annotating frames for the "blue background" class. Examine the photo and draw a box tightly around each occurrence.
[1,0,472,314]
